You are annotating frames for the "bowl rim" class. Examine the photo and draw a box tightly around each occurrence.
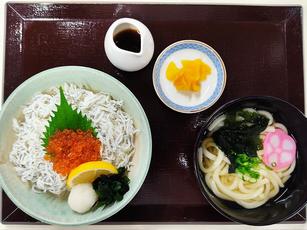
[193,95,307,225]
[0,65,152,226]
[152,39,227,114]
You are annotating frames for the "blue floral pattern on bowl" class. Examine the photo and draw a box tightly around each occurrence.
[153,40,226,113]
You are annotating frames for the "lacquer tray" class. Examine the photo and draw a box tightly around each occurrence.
[3,3,305,224]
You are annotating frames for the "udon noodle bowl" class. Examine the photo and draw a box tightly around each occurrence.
[198,108,297,209]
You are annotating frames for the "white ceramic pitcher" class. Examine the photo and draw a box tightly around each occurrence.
[104,18,155,72]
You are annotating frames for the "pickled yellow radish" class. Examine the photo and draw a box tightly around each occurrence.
[166,59,211,92]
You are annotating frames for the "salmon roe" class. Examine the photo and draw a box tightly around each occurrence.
[45,129,101,176]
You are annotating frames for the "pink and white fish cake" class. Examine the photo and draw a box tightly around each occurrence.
[263,129,296,171]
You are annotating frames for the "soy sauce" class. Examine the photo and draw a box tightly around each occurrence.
[114,29,141,53]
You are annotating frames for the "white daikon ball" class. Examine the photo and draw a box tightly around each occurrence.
[68,183,98,214]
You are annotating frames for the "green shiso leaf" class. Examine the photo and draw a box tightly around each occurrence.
[42,87,97,147]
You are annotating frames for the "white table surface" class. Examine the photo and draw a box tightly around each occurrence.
[0,0,306,229]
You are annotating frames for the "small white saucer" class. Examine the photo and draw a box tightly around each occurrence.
[152,40,227,114]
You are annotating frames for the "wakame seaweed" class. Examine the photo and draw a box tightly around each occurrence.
[212,110,269,173]
[93,167,130,207]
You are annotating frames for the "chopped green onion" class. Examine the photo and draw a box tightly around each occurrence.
[235,153,261,181]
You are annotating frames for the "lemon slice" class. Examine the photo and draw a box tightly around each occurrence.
[67,161,118,189]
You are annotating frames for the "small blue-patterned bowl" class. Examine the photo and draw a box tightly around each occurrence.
[153,40,226,113]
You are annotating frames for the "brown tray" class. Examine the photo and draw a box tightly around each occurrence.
[3,3,305,224]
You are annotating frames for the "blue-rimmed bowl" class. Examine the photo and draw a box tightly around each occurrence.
[152,40,226,113]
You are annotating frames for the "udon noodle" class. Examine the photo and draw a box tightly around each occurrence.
[198,108,296,209]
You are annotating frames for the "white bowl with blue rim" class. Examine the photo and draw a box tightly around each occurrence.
[152,40,226,113]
